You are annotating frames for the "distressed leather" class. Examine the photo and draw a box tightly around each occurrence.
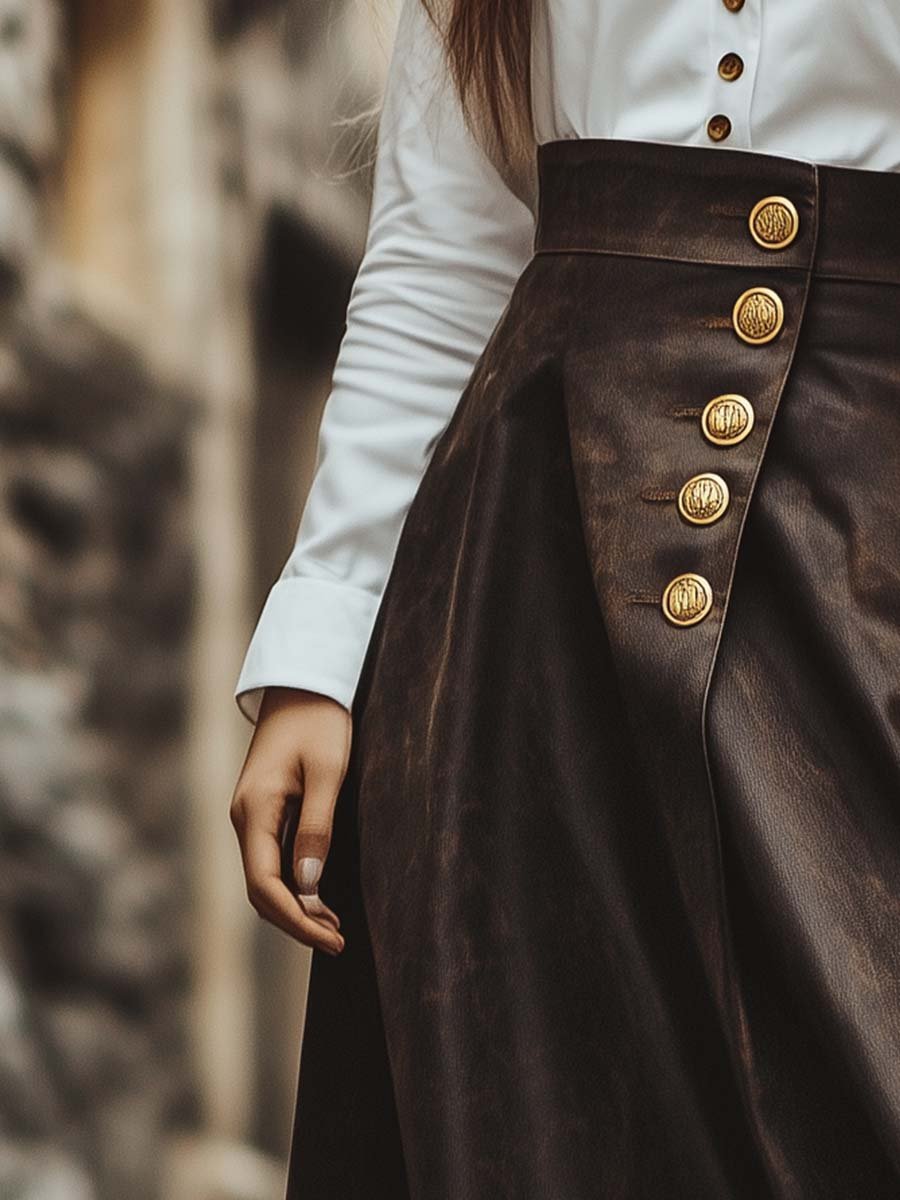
[286,138,900,1199]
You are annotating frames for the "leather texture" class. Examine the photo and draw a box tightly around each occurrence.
[285,138,900,1199]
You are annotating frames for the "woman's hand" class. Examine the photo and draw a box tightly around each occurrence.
[230,687,351,956]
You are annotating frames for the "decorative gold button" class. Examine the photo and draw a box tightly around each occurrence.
[718,52,744,81]
[677,473,730,525]
[748,195,800,250]
[662,573,714,627]
[701,393,755,446]
[732,286,784,344]
[707,114,732,142]
[722,0,745,10]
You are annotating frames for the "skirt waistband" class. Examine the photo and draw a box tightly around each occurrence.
[533,138,900,285]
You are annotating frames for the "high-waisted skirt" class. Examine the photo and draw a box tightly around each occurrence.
[283,137,900,1199]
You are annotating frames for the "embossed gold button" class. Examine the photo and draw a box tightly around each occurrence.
[718,52,744,81]
[677,473,730,525]
[732,286,784,344]
[722,0,745,10]
[662,573,714,627]
[701,393,755,446]
[707,113,732,142]
[748,195,800,250]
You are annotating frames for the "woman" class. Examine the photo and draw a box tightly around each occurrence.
[230,1,900,1196]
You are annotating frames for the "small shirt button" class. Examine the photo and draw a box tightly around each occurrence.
[748,195,800,249]
[722,0,745,10]
[701,394,755,446]
[677,473,731,525]
[707,113,732,142]
[732,286,784,344]
[662,573,714,627]
[717,52,744,81]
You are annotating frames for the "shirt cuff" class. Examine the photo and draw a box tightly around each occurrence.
[233,575,382,725]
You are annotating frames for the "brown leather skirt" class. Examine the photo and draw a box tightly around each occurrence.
[285,137,900,1199]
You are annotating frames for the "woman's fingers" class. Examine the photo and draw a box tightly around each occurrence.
[291,754,346,925]
[291,751,345,892]
[233,787,345,955]
[254,872,344,956]
[297,889,341,930]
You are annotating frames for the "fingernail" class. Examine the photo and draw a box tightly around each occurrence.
[296,856,323,893]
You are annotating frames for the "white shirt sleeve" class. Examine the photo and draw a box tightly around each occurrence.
[233,0,536,724]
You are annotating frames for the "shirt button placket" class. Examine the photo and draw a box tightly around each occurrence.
[706,0,759,147]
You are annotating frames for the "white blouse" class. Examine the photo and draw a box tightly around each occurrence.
[235,0,900,724]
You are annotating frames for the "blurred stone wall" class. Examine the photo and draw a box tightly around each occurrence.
[0,3,198,1197]
[0,298,196,1200]
[0,0,397,1196]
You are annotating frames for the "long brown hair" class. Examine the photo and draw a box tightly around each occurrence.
[420,0,534,182]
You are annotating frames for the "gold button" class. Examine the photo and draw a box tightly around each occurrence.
[707,114,732,142]
[677,472,730,525]
[732,286,784,345]
[701,394,755,446]
[748,195,800,250]
[718,52,744,81]
[662,573,714,627]
[722,0,745,10]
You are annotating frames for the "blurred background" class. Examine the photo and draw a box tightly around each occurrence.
[0,1,398,1196]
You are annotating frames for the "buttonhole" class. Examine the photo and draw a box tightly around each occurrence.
[625,591,662,606]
